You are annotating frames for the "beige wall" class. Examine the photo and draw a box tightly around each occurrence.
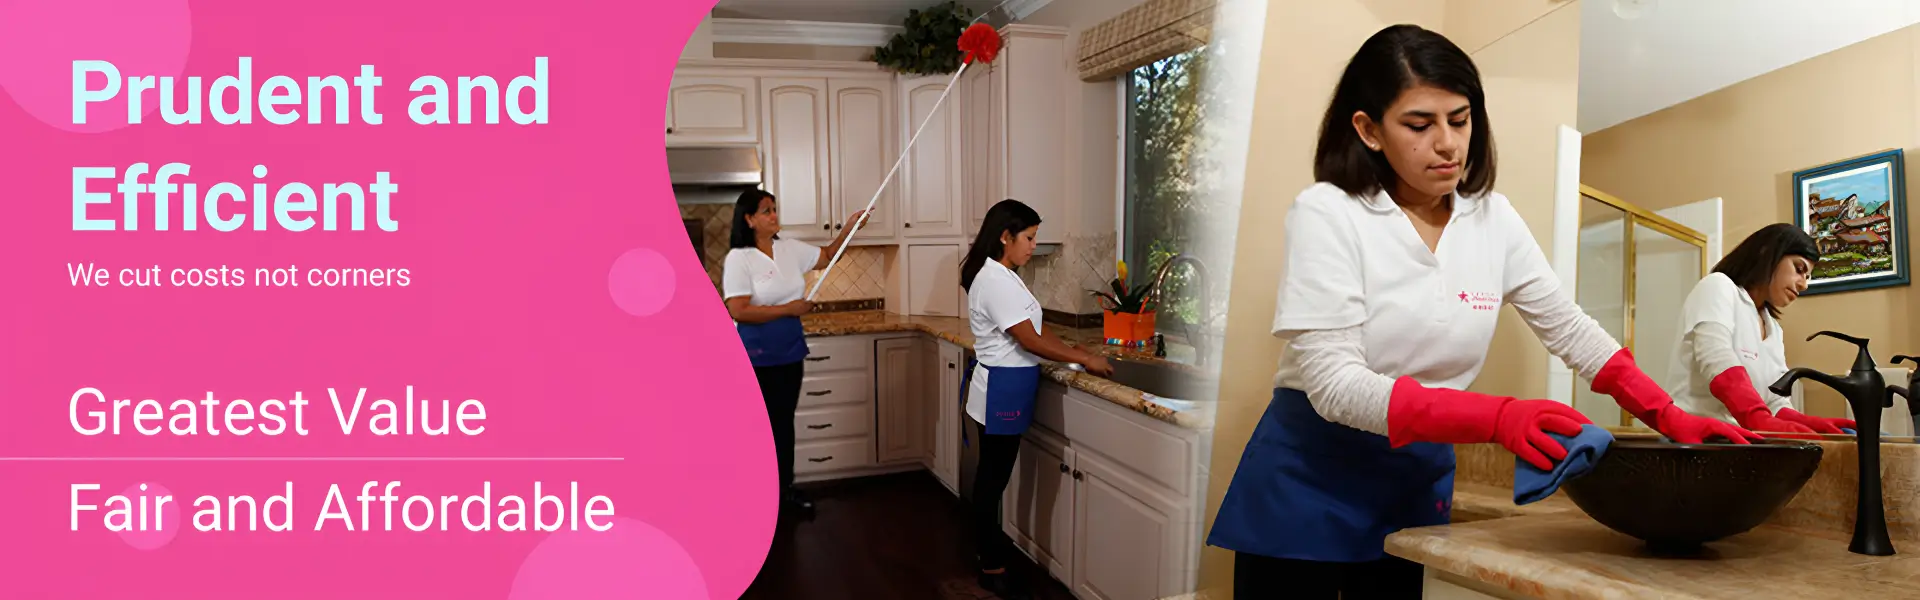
[1581,24,1920,418]
[1196,0,1580,593]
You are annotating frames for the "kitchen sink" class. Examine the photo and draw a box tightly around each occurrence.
[1102,359,1214,402]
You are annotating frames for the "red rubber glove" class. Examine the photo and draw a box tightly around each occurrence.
[1709,367,1814,434]
[1593,349,1761,444]
[1386,376,1592,471]
[1776,408,1855,434]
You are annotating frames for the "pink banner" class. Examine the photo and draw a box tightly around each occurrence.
[0,0,769,597]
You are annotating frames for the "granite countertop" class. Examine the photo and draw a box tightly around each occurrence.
[800,310,1215,430]
[1387,513,1920,599]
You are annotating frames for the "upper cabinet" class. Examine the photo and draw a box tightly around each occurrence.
[761,77,835,241]
[665,75,758,145]
[829,78,897,240]
[962,27,1070,244]
[899,74,965,239]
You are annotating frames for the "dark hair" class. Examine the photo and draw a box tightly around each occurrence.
[1314,24,1496,198]
[1712,223,1820,320]
[960,199,1044,291]
[729,189,776,249]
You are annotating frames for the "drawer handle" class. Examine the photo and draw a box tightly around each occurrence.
[806,356,831,362]
[806,390,832,397]
[808,456,834,463]
[807,424,833,430]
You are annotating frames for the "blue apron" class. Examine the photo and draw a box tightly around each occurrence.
[737,315,809,367]
[1207,388,1454,562]
[981,364,1042,436]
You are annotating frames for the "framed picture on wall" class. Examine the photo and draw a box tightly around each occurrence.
[1791,148,1909,295]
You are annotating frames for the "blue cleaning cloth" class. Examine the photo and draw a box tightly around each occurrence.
[1513,424,1613,506]
[1839,428,1890,437]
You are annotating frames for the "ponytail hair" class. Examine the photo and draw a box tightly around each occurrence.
[960,199,1043,291]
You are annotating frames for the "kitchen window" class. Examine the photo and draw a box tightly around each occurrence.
[1121,45,1225,337]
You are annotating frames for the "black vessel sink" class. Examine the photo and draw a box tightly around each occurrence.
[1561,437,1823,554]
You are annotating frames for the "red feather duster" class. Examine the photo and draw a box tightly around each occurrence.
[958,23,1002,65]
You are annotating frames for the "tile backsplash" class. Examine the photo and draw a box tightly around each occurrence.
[1016,232,1118,316]
[680,205,886,303]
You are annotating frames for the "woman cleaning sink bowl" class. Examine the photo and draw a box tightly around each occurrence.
[1561,437,1823,555]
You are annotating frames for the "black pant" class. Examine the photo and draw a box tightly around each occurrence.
[1234,551,1423,599]
[755,361,805,494]
[971,426,1023,571]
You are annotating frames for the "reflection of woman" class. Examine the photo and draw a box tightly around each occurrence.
[1205,25,1758,599]
[721,189,866,518]
[1663,224,1855,434]
[959,199,1112,599]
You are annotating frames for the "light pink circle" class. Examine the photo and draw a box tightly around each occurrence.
[0,0,193,132]
[608,248,676,317]
[113,482,182,551]
[509,517,708,599]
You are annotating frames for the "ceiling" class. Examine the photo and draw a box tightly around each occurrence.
[713,0,1005,24]
[1579,0,1920,133]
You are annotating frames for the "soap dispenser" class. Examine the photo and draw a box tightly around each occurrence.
[1769,331,1896,556]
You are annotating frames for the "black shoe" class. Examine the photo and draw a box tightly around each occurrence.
[783,488,815,517]
[977,570,1031,600]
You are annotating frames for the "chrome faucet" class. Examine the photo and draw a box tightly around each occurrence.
[1768,330,1895,556]
[1145,254,1213,367]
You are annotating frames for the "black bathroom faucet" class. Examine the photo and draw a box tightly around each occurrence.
[1769,331,1895,556]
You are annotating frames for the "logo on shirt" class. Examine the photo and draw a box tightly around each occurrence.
[1738,348,1759,362]
[1458,291,1501,312]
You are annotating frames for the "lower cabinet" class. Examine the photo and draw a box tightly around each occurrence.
[1004,384,1201,600]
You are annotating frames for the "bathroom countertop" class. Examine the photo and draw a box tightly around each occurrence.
[1386,512,1920,599]
[799,310,1214,430]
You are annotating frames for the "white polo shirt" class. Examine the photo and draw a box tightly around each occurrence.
[1664,272,1790,424]
[965,259,1045,425]
[721,238,822,312]
[1270,183,1615,435]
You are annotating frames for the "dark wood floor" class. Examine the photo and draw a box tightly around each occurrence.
[740,471,1076,600]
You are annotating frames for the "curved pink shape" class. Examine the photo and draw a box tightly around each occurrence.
[0,0,193,132]
[509,517,709,600]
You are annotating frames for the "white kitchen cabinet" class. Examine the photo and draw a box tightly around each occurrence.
[1006,428,1076,584]
[666,75,758,145]
[961,26,1069,244]
[906,244,964,317]
[1071,451,1188,600]
[794,335,879,479]
[1005,382,1206,600]
[761,77,834,241]
[875,336,926,464]
[899,74,965,238]
[828,79,897,241]
[931,340,964,494]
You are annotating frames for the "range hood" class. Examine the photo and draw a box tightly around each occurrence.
[669,147,763,186]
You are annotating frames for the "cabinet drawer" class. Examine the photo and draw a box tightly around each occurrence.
[799,372,872,408]
[795,438,875,473]
[803,336,873,373]
[795,404,874,441]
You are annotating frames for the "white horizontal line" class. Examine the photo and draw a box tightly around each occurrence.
[0,457,623,462]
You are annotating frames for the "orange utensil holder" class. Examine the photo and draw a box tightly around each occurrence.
[1102,310,1157,345]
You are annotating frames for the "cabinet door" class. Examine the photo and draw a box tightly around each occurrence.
[760,78,833,241]
[899,75,964,238]
[906,244,963,317]
[1072,451,1189,600]
[666,76,758,144]
[933,342,964,493]
[999,34,1067,243]
[1006,431,1074,584]
[960,64,998,234]
[875,337,923,463]
[828,78,896,240]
